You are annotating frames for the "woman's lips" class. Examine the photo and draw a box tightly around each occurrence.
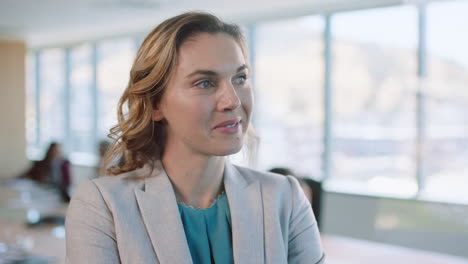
[213,119,241,134]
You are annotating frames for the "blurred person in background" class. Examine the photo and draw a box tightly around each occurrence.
[21,142,71,202]
[66,12,324,264]
[95,140,111,178]
[98,140,111,159]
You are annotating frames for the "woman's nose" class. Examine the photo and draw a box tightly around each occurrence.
[217,82,241,111]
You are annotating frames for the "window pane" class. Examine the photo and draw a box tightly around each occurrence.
[25,54,36,142]
[39,49,66,152]
[25,52,38,158]
[70,44,94,153]
[330,6,418,196]
[425,1,468,203]
[97,38,136,139]
[255,17,324,178]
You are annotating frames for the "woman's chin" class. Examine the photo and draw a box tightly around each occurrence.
[211,143,243,157]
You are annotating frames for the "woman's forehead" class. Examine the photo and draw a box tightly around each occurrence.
[176,33,247,75]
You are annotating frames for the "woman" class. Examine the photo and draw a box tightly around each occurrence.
[95,139,111,178]
[66,12,325,264]
[22,142,71,201]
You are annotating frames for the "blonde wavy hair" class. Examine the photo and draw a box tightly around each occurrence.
[102,12,258,176]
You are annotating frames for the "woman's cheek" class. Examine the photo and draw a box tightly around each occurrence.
[241,88,254,116]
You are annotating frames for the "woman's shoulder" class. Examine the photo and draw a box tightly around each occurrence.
[71,166,148,204]
[231,164,299,192]
[231,164,308,215]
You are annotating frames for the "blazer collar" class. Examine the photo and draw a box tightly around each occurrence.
[134,160,265,264]
[134,162,193,264]
[224,160,265,264]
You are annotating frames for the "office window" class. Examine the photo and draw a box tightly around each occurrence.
[425,1,468,203]
[70,44,94,153]
[97,38,136,139]
[255,17,324,177]
[330,6,418,196]
[25,38,140,163]
[25,53,38,158]
[39,49,66,153]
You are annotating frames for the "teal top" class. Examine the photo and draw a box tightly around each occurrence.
[177,192,234,264]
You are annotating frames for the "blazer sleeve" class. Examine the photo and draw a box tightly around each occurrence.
[286,176,326,264]
[65,180,121,264]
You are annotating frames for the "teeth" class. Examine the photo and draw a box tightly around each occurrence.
[225,123,237,128]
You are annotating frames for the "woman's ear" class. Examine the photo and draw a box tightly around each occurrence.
[152,107,164,121]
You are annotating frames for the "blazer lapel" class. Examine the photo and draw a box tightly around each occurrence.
[224,161,265,264]
[134,163,192,264]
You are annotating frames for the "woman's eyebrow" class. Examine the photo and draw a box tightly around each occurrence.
[186,70,218,78]
[185,64,249,78]
[236,64,248,73]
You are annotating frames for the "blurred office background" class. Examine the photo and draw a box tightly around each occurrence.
[1,0,468,263]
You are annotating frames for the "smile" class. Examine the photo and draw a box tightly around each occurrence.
[213,118,242,129]
[213,119,242,134]
[224,123,237,128]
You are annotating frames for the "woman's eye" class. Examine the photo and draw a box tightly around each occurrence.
[234,75,247,85]
[196,80,213,89]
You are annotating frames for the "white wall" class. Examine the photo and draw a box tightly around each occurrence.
[0,41,28,178]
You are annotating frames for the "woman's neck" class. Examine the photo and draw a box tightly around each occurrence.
[161,152,225,209]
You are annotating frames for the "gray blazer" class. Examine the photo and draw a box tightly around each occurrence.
[65,160,325,264]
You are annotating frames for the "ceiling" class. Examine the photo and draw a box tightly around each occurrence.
[0,0,404,48]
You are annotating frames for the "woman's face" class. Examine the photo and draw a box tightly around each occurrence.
[153,32,253,157]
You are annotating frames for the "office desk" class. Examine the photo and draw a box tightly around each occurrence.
[0,180,66,263]
[322,234,468,264]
